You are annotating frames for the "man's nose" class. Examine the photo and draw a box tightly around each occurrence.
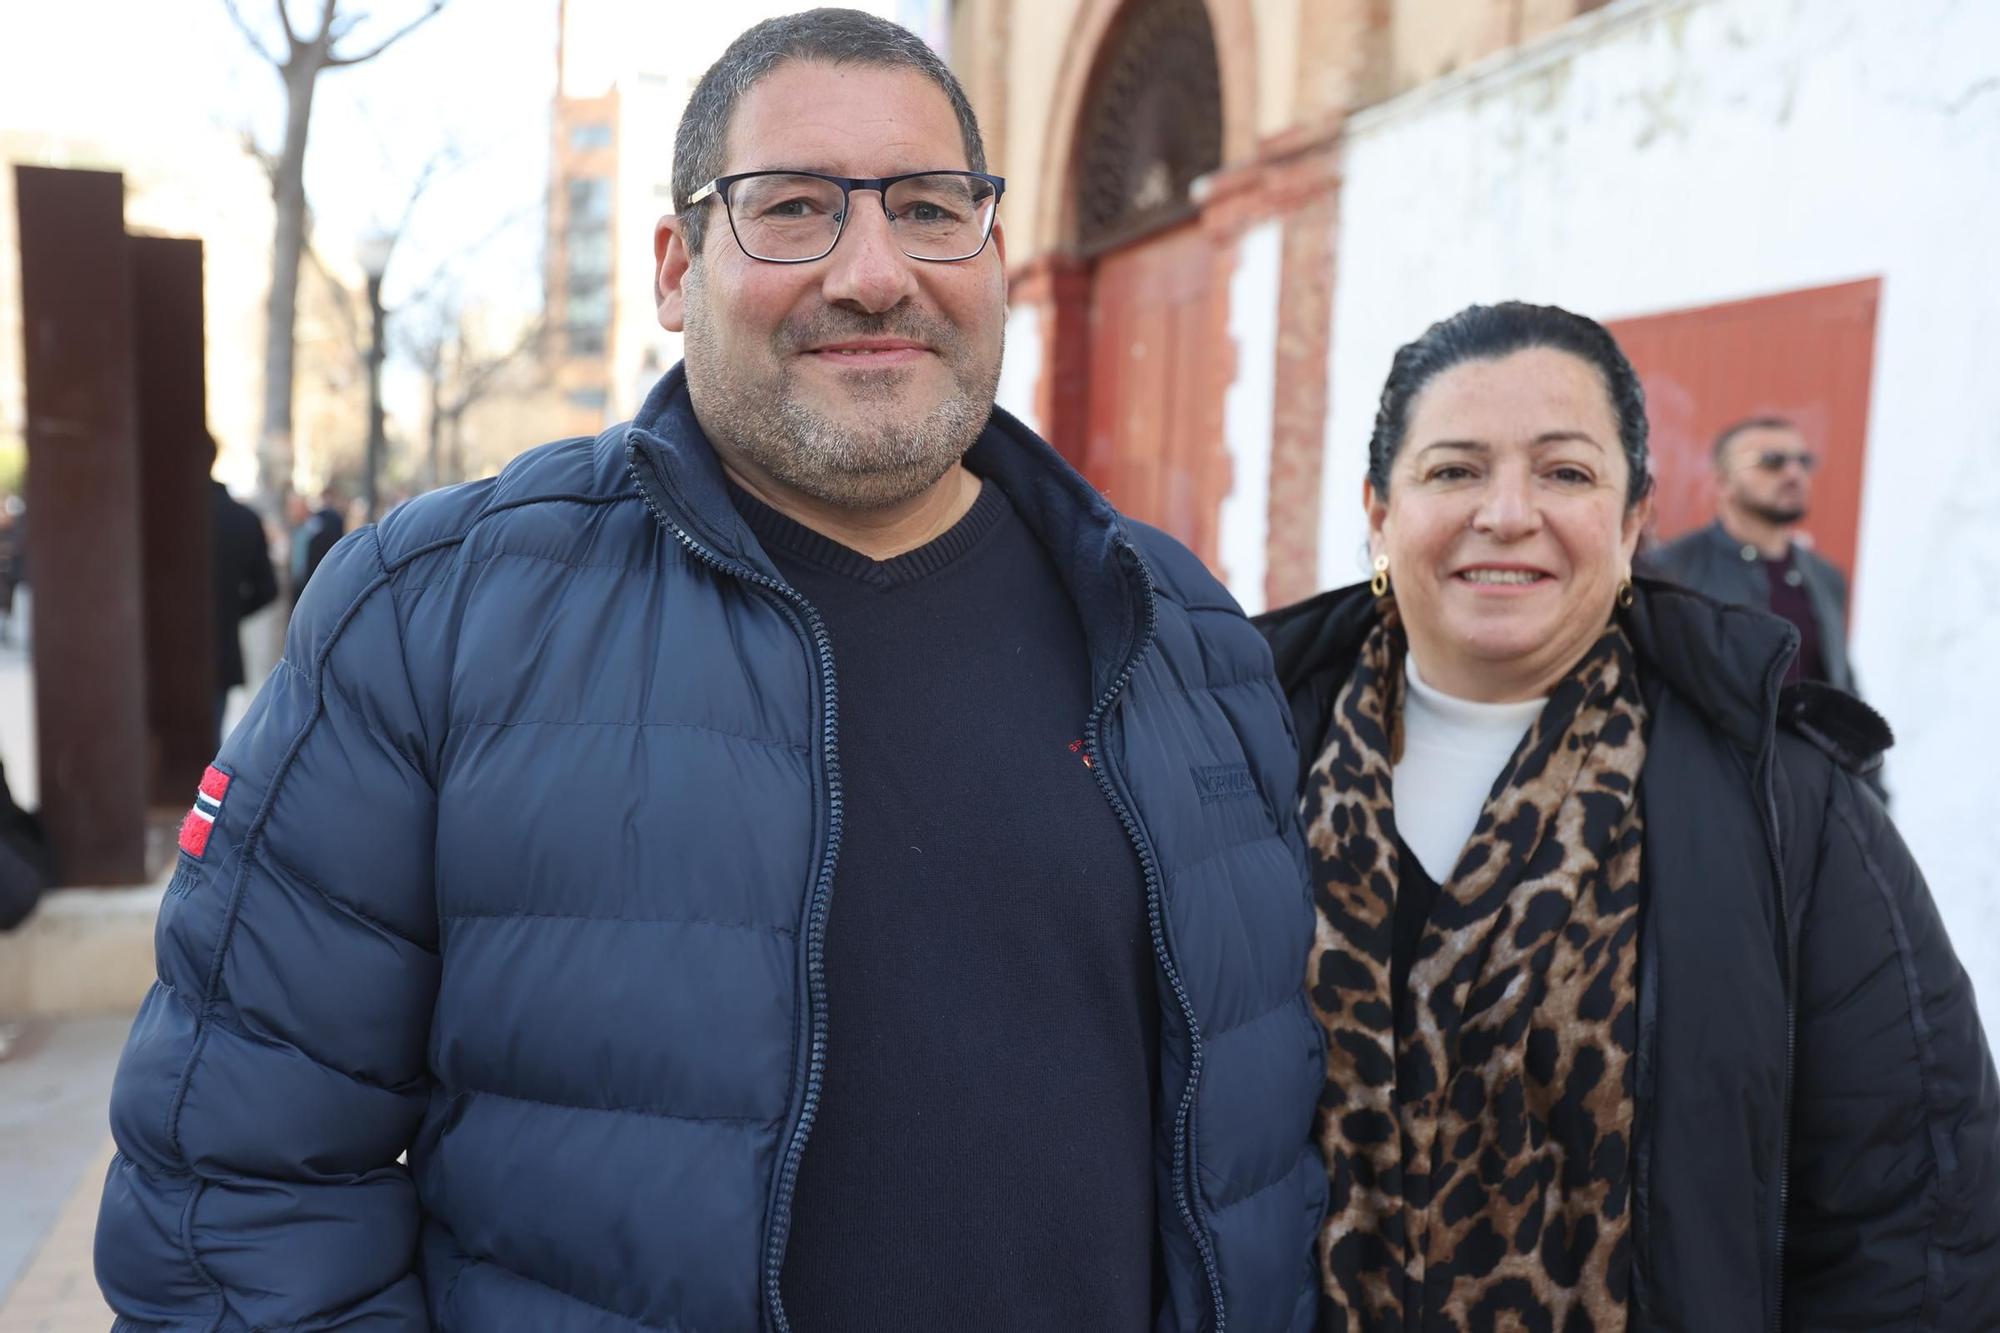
[819,194,919,314]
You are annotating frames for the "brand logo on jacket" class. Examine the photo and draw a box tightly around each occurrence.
[177,765,232,859]
[1192,763,1257,805]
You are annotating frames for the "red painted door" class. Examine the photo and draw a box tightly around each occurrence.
[1609,279,1880,578]
[1084,222,1227,565]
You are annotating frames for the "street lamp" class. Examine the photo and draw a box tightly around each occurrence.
[356,230,396,522]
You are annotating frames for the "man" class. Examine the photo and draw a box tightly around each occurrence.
[209,439,279,749]
[284,487,345,608]
[96,11,1324,1331]
[1645,417,1858,692]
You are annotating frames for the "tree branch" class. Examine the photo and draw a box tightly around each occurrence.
[236,126,280,187]
[327,0,447,66]
[276,0,303,45]
[446,315,548,413]
[222,0,283,66]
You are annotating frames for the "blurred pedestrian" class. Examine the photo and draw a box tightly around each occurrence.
[0,756,50,930]
[0,494,27,646]
[1258,303,1999,1329]
[1643,417,1857,693]
[285,487,345,607]
[209,433,277,749]
[95,11,1321,1332]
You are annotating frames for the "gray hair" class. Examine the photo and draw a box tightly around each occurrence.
[672,8,986,256]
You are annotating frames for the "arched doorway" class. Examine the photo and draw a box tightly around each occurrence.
[1069,0,1232,563]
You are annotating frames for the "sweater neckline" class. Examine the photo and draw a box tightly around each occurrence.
[727,474,1009,589]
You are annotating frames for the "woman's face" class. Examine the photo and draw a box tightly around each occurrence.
[1367,346,1650,702]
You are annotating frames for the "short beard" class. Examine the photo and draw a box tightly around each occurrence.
[1742,498,1808,527]
[683,270,1002,511]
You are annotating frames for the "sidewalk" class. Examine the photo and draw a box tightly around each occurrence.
[0,1017,125,1330]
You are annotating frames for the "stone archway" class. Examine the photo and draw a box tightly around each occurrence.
[1036,0,1256,251]
[1036,0,1251,563]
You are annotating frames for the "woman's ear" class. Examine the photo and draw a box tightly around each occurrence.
[1621,488,1654,562]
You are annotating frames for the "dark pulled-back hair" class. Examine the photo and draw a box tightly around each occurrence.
[672,8,986,256]
[1367,302,1654,507]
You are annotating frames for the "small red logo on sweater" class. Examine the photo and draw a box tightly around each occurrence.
[178,765,231,858]
[1068,739,1094,769]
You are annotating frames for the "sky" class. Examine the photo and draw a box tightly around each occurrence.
[1,0,559,321]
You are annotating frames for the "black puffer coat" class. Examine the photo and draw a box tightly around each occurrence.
[1257,578,2000,1331]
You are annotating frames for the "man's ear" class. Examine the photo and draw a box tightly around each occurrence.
[656,214,692,333]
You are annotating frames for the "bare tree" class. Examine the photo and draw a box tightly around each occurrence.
[402,301,548,490]
[223,0,447,510]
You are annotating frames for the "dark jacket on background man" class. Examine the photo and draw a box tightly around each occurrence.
[1644,520,1857,694]
[1256,579,2000,1331]
[210,480,277,691]
[288,504,344,606]
[96,367,1327,1331]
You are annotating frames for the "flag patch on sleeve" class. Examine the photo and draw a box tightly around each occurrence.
[178,765,233,859]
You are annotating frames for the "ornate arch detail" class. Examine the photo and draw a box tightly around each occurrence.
[1037,0,1256,251]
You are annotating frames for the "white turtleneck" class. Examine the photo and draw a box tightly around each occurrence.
[1392,655,1547,884]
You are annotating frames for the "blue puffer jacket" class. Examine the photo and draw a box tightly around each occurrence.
[97,367,1327,1332]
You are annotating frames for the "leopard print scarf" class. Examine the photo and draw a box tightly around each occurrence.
[1304,613,1646,1332]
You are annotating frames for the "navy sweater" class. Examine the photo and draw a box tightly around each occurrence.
[737,479,1160,1331]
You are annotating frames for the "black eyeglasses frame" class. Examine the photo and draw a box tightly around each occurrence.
[685,169,1007,265]
[1752,450,1818,474]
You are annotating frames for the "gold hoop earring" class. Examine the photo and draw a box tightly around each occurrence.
[1617,576,1635,609]
[1370,553,1391,599]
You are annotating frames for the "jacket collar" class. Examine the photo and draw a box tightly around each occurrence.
[623,362,1147,698]
[1255,576,1798,767]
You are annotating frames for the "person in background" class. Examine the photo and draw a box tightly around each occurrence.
[95,10,1323,1330]
[209,434,278,749]
[1643,417,1856,693]
[0,495,27,646]
[1258,302,1998,1329]
[285,488,345,608]
[0,757,51,931]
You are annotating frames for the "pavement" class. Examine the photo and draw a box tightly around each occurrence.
[0,1017,124,1330]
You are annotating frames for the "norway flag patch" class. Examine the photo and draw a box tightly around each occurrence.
[177,765,232,859]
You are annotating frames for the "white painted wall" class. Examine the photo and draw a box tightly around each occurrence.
[1320,0,2000,1020]
[1218,220,1284,614]
[994,303,1046,437]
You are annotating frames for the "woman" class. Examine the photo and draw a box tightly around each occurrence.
[1257,303,1999,1330]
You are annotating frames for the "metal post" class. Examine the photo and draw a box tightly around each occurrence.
[14,166,150,884]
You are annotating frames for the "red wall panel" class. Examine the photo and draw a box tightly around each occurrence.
[1609,278,1881,579]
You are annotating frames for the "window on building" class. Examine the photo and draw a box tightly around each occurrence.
[568,177,612,224]
[567,325,607,357]
[566,285,611,329]
[567,386,610,410]
[568,228,612,280]
[569,122,612,152]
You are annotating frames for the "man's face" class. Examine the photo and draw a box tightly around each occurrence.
[1720,425,1814,526]
[656,60,1006,511]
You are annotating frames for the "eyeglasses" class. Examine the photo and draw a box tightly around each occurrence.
[1752,450,1818,474]
[686,169,1006,264]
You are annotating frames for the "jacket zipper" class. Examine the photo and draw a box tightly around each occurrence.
[1753,652,1796,1333]
[1084,544,1226,1333]
[625,453,842,1333]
